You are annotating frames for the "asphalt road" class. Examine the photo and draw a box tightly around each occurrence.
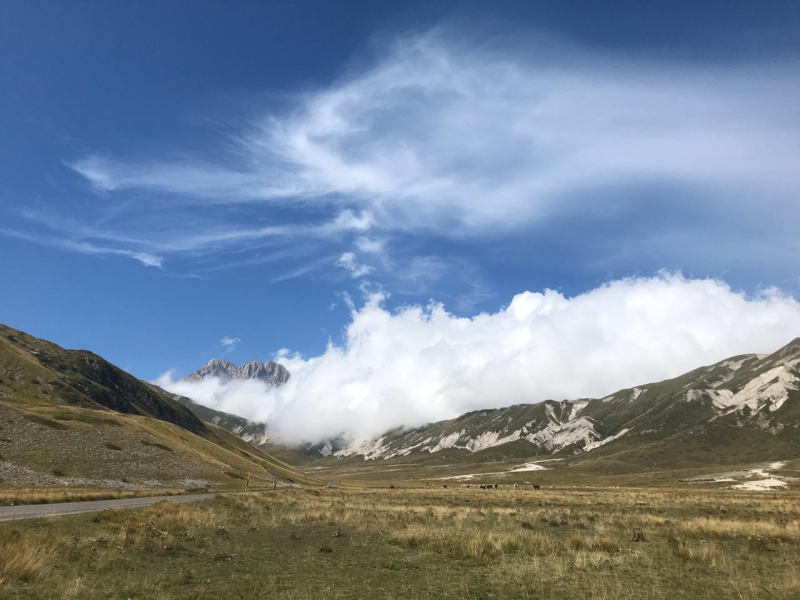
[0,493,218,522]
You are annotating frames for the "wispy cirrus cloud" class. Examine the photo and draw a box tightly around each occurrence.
[5,208,373,272]
[68,30,800,236]
[0,229,164,268]
[5,27,799,297]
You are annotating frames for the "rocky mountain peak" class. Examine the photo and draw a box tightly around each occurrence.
[185,358,290,386]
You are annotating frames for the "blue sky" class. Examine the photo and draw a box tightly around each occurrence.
[2,0,800,385]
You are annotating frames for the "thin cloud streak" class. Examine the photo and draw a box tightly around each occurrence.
[6,209,374,269]
[0,229,164,268]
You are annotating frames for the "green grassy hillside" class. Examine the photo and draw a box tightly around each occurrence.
[0,324,320,491]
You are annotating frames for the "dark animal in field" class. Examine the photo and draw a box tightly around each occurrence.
[442,484,448,489]
[479,484,485,489]
[533,484,541,490]
[390,485,395,489]
[494,484,499,489]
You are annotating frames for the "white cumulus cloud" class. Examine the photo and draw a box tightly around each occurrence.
[156,274,800,445]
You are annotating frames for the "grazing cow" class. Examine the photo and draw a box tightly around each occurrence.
[513,484,518,490]
[533,484,541,490]
[390,485,395,489]
[494,484,499,490]
[442,484,448,489]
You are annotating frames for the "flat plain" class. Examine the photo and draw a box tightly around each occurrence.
[0,485,798,599]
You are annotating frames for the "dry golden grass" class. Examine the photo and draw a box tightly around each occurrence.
[1,486,799,599]
[0,399,318,489]
[389,524,567,559]
[0,528,60,583]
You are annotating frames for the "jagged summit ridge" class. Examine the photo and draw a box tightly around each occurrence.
[185,358,290,385]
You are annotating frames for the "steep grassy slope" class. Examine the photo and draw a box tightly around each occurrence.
[158,387,249,433]
[0,324,319,489]
[0,324,203,432]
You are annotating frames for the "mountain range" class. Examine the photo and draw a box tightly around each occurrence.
[4,320,797,489]
[327,342,799,469]
[177,339,800,473]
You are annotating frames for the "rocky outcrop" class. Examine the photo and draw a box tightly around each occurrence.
[185,358,290,386]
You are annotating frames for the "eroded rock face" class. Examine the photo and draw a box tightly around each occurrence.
[185,358,290,386]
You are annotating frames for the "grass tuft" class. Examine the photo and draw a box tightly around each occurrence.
[0,529,59,582]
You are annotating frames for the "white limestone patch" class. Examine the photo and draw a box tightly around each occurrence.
[569,400,589,420]
[240,431,271,446]
[427,430,465,453]
[708,357,751,387]
[720,364,798,414]
[441,472,502,481]
[508,462,548,472]
[583,428,630,452]
[383,442,424,459]
[685,388,733,408]
[731,461,789,491]
[686,461,792,490]
[441,458,560,480]
[526,416,600,450]
[732,478,787,491]
[335,436,388,460]
[721,358,749,372]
